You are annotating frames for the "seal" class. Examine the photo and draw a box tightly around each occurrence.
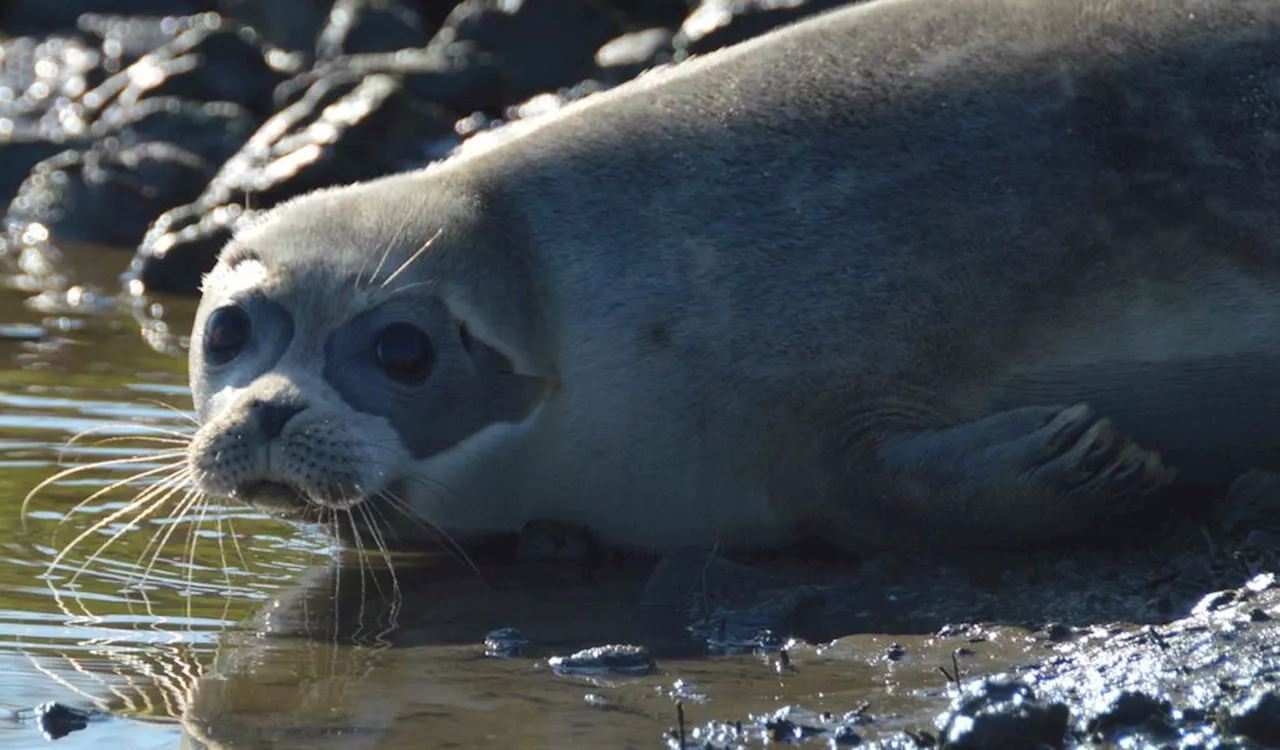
[187,0,1280,555]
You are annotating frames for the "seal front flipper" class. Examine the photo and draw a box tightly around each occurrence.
[873,403,1177,549]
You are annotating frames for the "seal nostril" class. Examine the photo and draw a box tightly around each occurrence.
[251,400,305,440]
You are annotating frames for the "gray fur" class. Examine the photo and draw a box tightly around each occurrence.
[189,0,1280,553]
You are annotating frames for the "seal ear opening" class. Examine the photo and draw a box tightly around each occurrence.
[459,324,551,424]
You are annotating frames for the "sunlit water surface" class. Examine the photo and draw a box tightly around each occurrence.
[0,245,1042,749]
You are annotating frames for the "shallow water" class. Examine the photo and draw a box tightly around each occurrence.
[0,244,1049,749]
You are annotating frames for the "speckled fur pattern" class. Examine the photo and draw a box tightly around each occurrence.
[189,0,1280,554]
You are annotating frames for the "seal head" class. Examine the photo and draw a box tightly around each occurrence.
[188,178,553,544]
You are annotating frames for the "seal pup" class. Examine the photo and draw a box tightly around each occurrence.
[188,0,1280,555]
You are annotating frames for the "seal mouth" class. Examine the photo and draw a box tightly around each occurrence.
[232,480,309,518]
[230,479,369,518]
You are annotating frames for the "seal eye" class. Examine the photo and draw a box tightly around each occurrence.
[205,305,250,364]
[376,323,434,383]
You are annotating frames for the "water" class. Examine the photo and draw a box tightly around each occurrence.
[0,244,1041,749]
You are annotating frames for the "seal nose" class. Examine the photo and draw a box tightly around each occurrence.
[250,400,305,440]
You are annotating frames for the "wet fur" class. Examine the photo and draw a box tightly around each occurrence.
[192,0,1280,554]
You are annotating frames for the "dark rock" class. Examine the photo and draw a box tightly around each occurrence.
[78,13,293,117]
[33,701,94,741]
[547,643,655,676]
[482,626,529,658]
[1043,622,1075,642]
[1084,690,1175,740]
[0,140,72,210]
[763,711,825,742]
[940,680,1069,750]
[318,0,432,58]
[129,200,242,295]
[1228,690,1280,746]
[0,35,101,202]
[0,1,206,35]
[130,70,455,294]
[433,0,623,112]
[218,0,330,60]
[675,0,854,58]
[77,13,195,65]
[91,97,256,166]
[831,724,862,745]
[8,140,210,247]
[594,27,674,83]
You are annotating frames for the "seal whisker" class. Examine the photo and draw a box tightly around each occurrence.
[81,435,191,446]
[222,516,251,573]
[130,471,199,572]
[359,193,425,288]
[50,466,193,594]
[212,512,237,622]
[182,481,221,606]
[32,457,189,556]
[356,501,401,605]
[341,506,370,644]
[376,489,482,580]
[61,421,193,451]
[355,501,402,643]
[135,485,206,593]
[57,473,191,597]
[378,228,442,289]
[392,470,469,510]
[22,451,187,528]
[327,507,343,645]
[381,279,432,299]
[131,397,200,427]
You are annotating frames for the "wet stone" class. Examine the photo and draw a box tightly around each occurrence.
[33,701,103,741]
[482,627,529,659]
[91,98,255,166]
[548,644,655,677]
[79,12,290,117]
[9,141,210,247]
[1227,689,1280,746]
[127,200,243,298]
[1042,622,1075,642]
[763,711,825,742]
[443,0,623,108]
[1084,690,1175,741]
[939,679,1069,750]
[0,1,205,36]
[317,0,431,58]
[595,27,675,82]
[676,0,851,58]
[130,70,455,295]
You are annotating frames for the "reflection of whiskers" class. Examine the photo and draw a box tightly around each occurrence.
[18,396,476,742]
[22,412,240,623]
[21,628,210,723]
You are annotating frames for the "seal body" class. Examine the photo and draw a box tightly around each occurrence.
[189,0,1280,554]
